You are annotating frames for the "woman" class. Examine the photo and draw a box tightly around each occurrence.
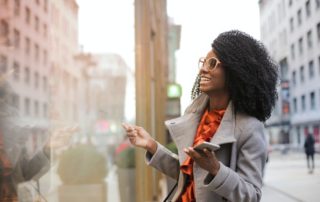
[0,76,77,201]
[123,30,278,202]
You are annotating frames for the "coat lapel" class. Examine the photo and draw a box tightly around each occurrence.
[210,101,236,145]
[165,94,236,164]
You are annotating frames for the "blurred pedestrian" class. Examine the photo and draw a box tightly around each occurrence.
[0,74,77,201]
[123,30,278,202]
[304,133,315,174]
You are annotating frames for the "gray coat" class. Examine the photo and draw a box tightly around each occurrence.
[146,94,267,202]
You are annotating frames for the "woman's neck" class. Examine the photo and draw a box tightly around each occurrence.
[208,92,230,111]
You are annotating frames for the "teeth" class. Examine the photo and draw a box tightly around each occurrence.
[201,77,210,81]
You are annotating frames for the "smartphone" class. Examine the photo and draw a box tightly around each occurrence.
[193,142,220,152]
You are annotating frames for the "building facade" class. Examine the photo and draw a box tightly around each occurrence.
[1,0,51,153]
[259,0,320,148]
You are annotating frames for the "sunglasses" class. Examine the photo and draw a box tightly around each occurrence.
[198,57,221,71]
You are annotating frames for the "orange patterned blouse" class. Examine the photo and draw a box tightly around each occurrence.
[179,109,225,202]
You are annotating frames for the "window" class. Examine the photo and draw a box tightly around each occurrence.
[317,0,320,9]
[307,30,313,48]
[24,67,30,84]
[34,72,39,88]
[43,103,47,118]
[301,95,306,111]
[12,94,19,109]
[44,0,48,12]
[0,55,7,73]
[14,0,20,16]
[34,43,39,61]
[25,7,30,24]
[292,70,296,85]
[43,76,47,91]
[298,37,304,54]
[0,20,9,45]
[290,17,294,32]
[43,23,47,37]
[293,97,297,113]
[13,29,20,48]
[43,49,47,64]
[309,60,314,78]
[306,0,311,17]
[24,98,30,116]
[289,0,293,7]
[297,9,302,25]
[291,43,295,59]
[13,62,19,80]
[300,66,305,83]
[310,92,315,110]
[25,37,30,55]
[34,101,39,117]
[319,56,320,76]
[317,22,320,41]
[35,16,39,31]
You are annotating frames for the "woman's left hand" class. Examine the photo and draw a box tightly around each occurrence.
[184,147,220,176]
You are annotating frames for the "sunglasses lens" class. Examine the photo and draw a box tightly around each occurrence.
[208,58,217,70]
[198,58,205,69]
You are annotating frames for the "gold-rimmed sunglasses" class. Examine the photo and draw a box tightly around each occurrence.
[198,57,221,71]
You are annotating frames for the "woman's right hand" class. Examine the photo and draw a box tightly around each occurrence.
[122,123,157,154]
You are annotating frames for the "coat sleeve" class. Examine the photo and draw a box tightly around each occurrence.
[202,123,267,202]
[18,148,51,181]
[145,142,180,180]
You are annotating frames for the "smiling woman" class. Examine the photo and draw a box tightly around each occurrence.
[123,30,278,202]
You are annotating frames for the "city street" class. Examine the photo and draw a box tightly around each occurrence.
[261,151,320,202]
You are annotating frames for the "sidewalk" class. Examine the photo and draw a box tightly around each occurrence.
[261,151,320,202]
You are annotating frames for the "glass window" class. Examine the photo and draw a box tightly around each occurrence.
[309,60,314,78]
[35,43,39,61]
[24,67,30,84]
[25,7,30,24]
[292,70,296,85]
[13,62,20,81]
[307,30,313,48]
[302,95,306,111]
[306,0,311,17]
[298,37,303,54]
[14,0,20,16]
[34,100,39,117]
[25,37,30,55]
[43,23,47,37]
[12,94,19,109]
[317,22,320,41]
[297,9,302,25]
[293,97,297,113]
[291,43,295,59]
[0,55,7,73]
[0,20,9,45]
[317,0,320,9]
[290,17,294,32]
[310,91,315,110]
[24,97,30,116]
[43,103,47,118]
[12,29,20,49]
[35,16,39,31]
[43,76,47,91]
[300,65,304,83]
[34,72,39,88]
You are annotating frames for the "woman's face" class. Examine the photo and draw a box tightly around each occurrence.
[199,50,227,95]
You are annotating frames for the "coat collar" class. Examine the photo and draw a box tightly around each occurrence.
[165,94,236,163]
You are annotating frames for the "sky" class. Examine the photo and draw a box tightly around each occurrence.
[77,0,261,119]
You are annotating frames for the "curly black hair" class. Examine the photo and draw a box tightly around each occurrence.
[191,30,278,122]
